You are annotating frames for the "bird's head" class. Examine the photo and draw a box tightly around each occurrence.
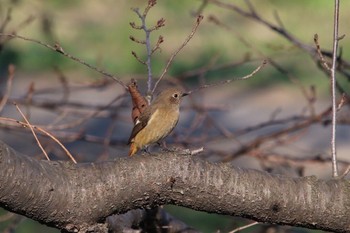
[155,88,188,105]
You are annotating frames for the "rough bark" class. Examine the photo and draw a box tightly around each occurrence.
[0,141,349,232]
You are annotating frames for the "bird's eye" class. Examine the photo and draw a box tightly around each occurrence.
[173,93,178,98]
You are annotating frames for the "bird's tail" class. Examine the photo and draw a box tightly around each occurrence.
[129,143,138,156]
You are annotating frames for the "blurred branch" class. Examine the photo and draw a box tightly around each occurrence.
[313,34,331,72]
[175,56,254,80]
[187,59,266,94]
[0,33,128,89]
[208,0,317,54]
[152,15,204,94]
[0,117,77,163]
[0,64,15,113]
[0,7,12,33]
[208,15,317,116]
[130,0,165,95]
[0,211,14,222]
[228,221,258,233]
[208,0,350,82]
[222,106,332,161]
[14,102,51,161]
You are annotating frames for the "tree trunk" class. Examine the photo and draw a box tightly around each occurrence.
[0,141,349,232]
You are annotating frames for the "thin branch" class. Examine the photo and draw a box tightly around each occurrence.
[14,15,36,32]
[175,147,205,156]
[14,103,50,161]
[273,9,285,29]
[339,165,350,179]
[271,60,317,116]
[222,106,333,161]
[53,67,70,103]
[0,33,128,90]
[176,56,253,80]
[131,51,147,65]
[192,0,208,16]
[0,64,15,113]
[209,0,350,83]
[228,221,259,233]
[187,59,267,94]
[0,212,14,222]
[330,0,340,177]
[152,15,204,94]
[313,34,331,71]
[209,0,315,53]
[337,93,347,110]
[208,14,318,117]
[131,1,160,94]
[46,94,126,131]
[0,7,12,33]
[129,36,146,45]
[0,117,77,164]
[151,35,164,54]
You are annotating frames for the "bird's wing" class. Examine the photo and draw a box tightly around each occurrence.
[127,106,153,144]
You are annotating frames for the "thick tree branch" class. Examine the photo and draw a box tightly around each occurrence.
[0,141,349,232]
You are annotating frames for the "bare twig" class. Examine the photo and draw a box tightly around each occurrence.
[46,94,126,131]
[192,0,208,16]
[0,64,15,113]
[273,9,285,29]
[151,35,164,54]
[152,15,204,94]
[176,56,252,80]
[337,94,347,110]
[14,103,50,161]
[209,0,350,83]
[187,59,267,94]
[0,8,12,33]
[131,0,163,94]
[313,34,331,71]
[209,0,315,54]
[330,0,341,177]
[14,15,36,32]
[53,67,70,103]
[339,165,350,179]
[208,14,316,116]
[223,106,333,161]
[0,212,14,222]
[270,60,317,116]
[228,221,258,233]
[129,36,146,45]
[131,51,147,65]
[0,117,77,163]
[0,33,128,89]
[178,147,205,156]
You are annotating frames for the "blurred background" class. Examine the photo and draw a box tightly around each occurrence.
[0,0,350,232]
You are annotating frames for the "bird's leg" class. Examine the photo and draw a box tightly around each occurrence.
[158,141,178,152]
[142,145,152,154]
[158,140,167,149]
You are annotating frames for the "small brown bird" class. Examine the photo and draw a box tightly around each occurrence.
[128,87,188,156]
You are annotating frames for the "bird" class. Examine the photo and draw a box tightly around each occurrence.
[128,87,188,156]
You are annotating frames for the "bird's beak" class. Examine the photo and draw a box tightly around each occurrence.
[181,92,189,97]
